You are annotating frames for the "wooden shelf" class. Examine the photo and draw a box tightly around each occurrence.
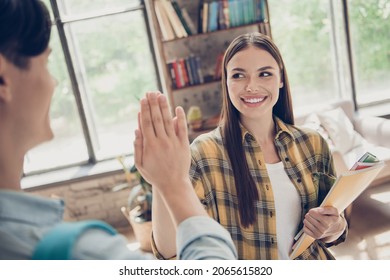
[172,79,221,92]
[162,22,268,44]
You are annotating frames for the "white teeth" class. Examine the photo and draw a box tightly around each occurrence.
[243,97,265,103]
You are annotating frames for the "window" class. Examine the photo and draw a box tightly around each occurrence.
[269,0,346,107]
[24,0,159,174]
[269,0,390,111]
[348,0,390,107]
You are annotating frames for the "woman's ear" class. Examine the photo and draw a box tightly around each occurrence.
[279,81,284,88]
[0,55,12,103]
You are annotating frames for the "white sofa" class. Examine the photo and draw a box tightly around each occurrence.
[295,99,390,187]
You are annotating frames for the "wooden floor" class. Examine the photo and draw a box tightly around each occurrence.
[329,182,390,260]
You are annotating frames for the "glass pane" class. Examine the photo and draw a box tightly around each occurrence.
[269,0,339,107]
[348,0,390,105]
[58,0,142,16]
[65,11,158,159]
[24,29,89,174]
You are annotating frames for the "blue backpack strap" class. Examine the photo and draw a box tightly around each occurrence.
[32,220,117,260]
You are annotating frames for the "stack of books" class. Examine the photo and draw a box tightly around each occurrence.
[154,0,268,41]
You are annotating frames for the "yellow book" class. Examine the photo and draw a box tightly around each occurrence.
[289,153,385,259]
[154,0,175,41]
[160,0,187,38]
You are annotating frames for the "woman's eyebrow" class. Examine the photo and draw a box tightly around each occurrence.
[231,66,275,72]
[257,66,274,71]
[231,67,246,72]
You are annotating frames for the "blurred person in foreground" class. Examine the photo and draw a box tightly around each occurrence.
[0,0,236,260]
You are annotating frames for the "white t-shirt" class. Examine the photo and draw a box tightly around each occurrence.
[266,161,301,259]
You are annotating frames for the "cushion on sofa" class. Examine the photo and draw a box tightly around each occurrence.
[316,107,364,154]
[298,99,390,187]
[301,113,336,151]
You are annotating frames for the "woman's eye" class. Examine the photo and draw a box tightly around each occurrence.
[260,72,272,77]
[232,73,243,79]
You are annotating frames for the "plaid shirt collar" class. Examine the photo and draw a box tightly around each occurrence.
[239,116,295,144]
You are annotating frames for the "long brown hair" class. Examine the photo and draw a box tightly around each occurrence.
[221,32,294,227]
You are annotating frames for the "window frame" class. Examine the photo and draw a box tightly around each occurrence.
[22,0,161,178]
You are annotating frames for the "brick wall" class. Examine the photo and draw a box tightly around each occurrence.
[25,172,136,229]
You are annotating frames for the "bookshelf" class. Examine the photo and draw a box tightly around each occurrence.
[145,0,272,139]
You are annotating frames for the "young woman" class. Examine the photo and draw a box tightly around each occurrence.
[0,0,236,260]
[152,32,348,260]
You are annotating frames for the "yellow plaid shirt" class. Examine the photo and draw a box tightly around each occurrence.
[188,117,346,260]
[151,117,347,260]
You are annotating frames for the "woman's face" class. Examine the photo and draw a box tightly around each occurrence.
[5,48,56,152]
[226,46,283,122]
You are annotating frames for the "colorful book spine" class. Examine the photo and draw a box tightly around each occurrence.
[181,8,197,35]
[228,0,238,27]
[167,61,177,88]
[254,0,262,22]
[195,56,204,84]
[172,60,182,88]
[208,1,219,32]
[214,52,224,80]
[202,2,209,33]
[185,57,194,86]
[189,55,200,85]
[260,0,267,22]
[170,0,192,36]
[198,0,204,34]
[178,58,189,87]
[221,0,230,29]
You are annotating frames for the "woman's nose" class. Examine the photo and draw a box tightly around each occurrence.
[245,80,258,93]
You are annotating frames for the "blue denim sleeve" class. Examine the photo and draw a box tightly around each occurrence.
[176,216,237,260]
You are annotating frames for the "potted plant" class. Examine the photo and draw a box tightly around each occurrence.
[116,157,153,252]
[127,165,152,223]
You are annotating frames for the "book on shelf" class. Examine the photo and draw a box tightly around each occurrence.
[178,58,189,87]
[208,1,219,32]
[228,0,267,27]
[218,0,230,29]
[259,0,268,22]
[181,8,197,35]
[154,0,175,41]
[214,52,224,80]
[171,0,269,37]
[188,55,200,85]
[202,2,209,33]
[227,0,236,27]
[166,61,177,89]
[175,59,186,87]
[243,0,250,25]
[289,152,385,259]
[171,60,182,88]
[167,55,207,89]
[184,58,194,86]
[170,0,193,36]
[160,0,188,38]
[194,56,204,84]
[198,0,204,34]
